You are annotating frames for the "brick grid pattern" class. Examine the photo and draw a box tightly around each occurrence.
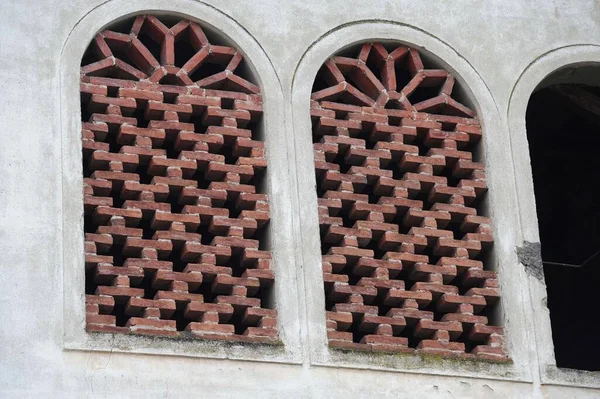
[311,43,507,361]
[81,15,276,343]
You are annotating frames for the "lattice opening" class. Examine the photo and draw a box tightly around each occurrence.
[312,42,506,361]
[81,14,277,343]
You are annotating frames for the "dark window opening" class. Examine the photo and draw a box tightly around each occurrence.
[526,83,600,372]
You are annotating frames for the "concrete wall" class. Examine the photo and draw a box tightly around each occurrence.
[1,0,600,397]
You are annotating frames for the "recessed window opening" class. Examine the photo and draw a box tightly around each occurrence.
[526,67,600,371]
[80,14,277,344]
[311,42,506,361]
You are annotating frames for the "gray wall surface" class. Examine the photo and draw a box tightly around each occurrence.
[1,0,600,397]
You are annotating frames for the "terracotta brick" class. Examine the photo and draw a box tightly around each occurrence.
[81,15,275,343]
[314,42,503,361]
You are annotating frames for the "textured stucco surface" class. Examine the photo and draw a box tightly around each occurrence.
[1,0,600,397]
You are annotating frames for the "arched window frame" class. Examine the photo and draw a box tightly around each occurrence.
[60,3,302,363]
[291,21,531,379]
[508,45,600,389]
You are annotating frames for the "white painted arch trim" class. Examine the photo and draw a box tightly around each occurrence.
[507,44,600,389]
[59,0,303,364]
[290,20,533,381]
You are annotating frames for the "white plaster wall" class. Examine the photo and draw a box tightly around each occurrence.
[1,0,600,397]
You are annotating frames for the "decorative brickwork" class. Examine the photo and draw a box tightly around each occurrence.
[312,43,506,360]
[81,15,276,343]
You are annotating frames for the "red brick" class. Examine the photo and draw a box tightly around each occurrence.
[81,15,274,343]
[315,42,503,361]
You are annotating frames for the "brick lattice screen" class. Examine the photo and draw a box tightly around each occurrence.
[81,15,277,343]
[311,43,507,360]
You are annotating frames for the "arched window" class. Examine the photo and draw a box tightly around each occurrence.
[311,42,505,360]
[526,65,600,371]
[81,15,276,343]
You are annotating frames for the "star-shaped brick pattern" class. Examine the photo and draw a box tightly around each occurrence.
[311,43,507,361]
[81,15,276,344]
